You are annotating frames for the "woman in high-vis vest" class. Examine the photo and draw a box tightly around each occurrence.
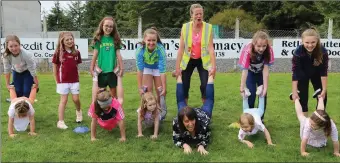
[174,3,216,104]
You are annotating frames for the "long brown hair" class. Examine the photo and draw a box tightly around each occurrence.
[310,110,332,137]
[94,89,112,117]
[55,31,77,63]
[139,92,160,121]
[92,16,121,49]
[3,35,21,57]
[250,30,271,63]
[301,27,323,66]
[15,100,30,118]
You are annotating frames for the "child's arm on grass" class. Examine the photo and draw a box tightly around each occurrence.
[152,111,160,139]
[118,120,126,142]
[137,110,143,137]
[8,117,16,138]
[300,138,309,156]
[91,118,97,141]
[264,128,274,145]
[28,115,37,136]
[333,141,340,157]
[238,129,253,148]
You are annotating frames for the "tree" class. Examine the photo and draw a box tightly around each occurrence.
[46,1,72,31]
[315,1,340,38]
[224,1,324,30]
[209,9,264,32]
[65,1,85,29]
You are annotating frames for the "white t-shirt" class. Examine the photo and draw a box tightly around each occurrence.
[8,100,35,131]
[238,109,266,141]
[300,117,338,147]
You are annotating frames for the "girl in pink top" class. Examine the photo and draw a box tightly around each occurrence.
[294,91,340,157]
[238,30,275,121]
[88,76,126,142]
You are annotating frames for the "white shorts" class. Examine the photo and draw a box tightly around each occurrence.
[93,72,98,82]
[143,68,160,76]
[57,82,80,95]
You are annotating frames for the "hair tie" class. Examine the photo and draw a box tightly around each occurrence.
[314,111,326,122]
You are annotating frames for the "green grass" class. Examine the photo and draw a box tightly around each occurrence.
[2,72,340,162]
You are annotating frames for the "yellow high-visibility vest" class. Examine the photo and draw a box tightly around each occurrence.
[180,21,212,70]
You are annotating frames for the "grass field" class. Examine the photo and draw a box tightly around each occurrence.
[2,72,340,162]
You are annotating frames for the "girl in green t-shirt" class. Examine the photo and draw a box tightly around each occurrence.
[90,16,124,98]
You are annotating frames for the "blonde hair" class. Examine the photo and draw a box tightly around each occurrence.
[55,31,77,62]
[251,30,271,63]
[301,27,323,65]
[3,35,21,57]
[190,3,203,17]
[239,113,255,129]
[15,100,30,118]
[139,92,159,121]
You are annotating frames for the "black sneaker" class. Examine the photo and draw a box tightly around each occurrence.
[289,91,300,100]
[312,88,322,98]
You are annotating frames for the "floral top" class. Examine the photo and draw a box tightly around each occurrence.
[172,108,211,148]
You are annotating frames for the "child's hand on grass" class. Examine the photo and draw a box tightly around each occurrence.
[333,152,340,157]
[150,135,158,140]
[119,137,126,142]
[137,134,144,138]
[28,132,37,136]
[301,152,309,157]
[9,134,17,138]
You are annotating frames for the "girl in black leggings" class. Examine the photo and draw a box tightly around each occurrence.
[292,27,329,116]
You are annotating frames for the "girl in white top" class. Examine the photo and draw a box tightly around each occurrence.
[238,86,275,148]
[7,84,38,138]
[294,94,340,157]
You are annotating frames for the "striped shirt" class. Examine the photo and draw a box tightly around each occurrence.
[238,43,275,73]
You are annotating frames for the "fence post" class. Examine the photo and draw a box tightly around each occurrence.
[328,18,333,71]
[328,18,333,39]
[234,18,240,70]
[138,16,142,40]
[42,12,49,72]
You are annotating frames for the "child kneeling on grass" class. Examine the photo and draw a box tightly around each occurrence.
[238,85,275,148]
[88,76,126,142]
[8,84,38,138]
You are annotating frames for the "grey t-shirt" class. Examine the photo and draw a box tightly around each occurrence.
[2,48,37,77]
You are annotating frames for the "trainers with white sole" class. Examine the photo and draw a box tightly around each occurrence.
[256,85,263,95]
[76,110,83,123]
[57,121,68,129]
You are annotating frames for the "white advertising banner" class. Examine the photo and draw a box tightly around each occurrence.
[120,38,251,59]
[0,38,89,58]
[273,39,340,58]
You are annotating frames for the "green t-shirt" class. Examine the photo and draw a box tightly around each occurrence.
[93,36,116,73]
